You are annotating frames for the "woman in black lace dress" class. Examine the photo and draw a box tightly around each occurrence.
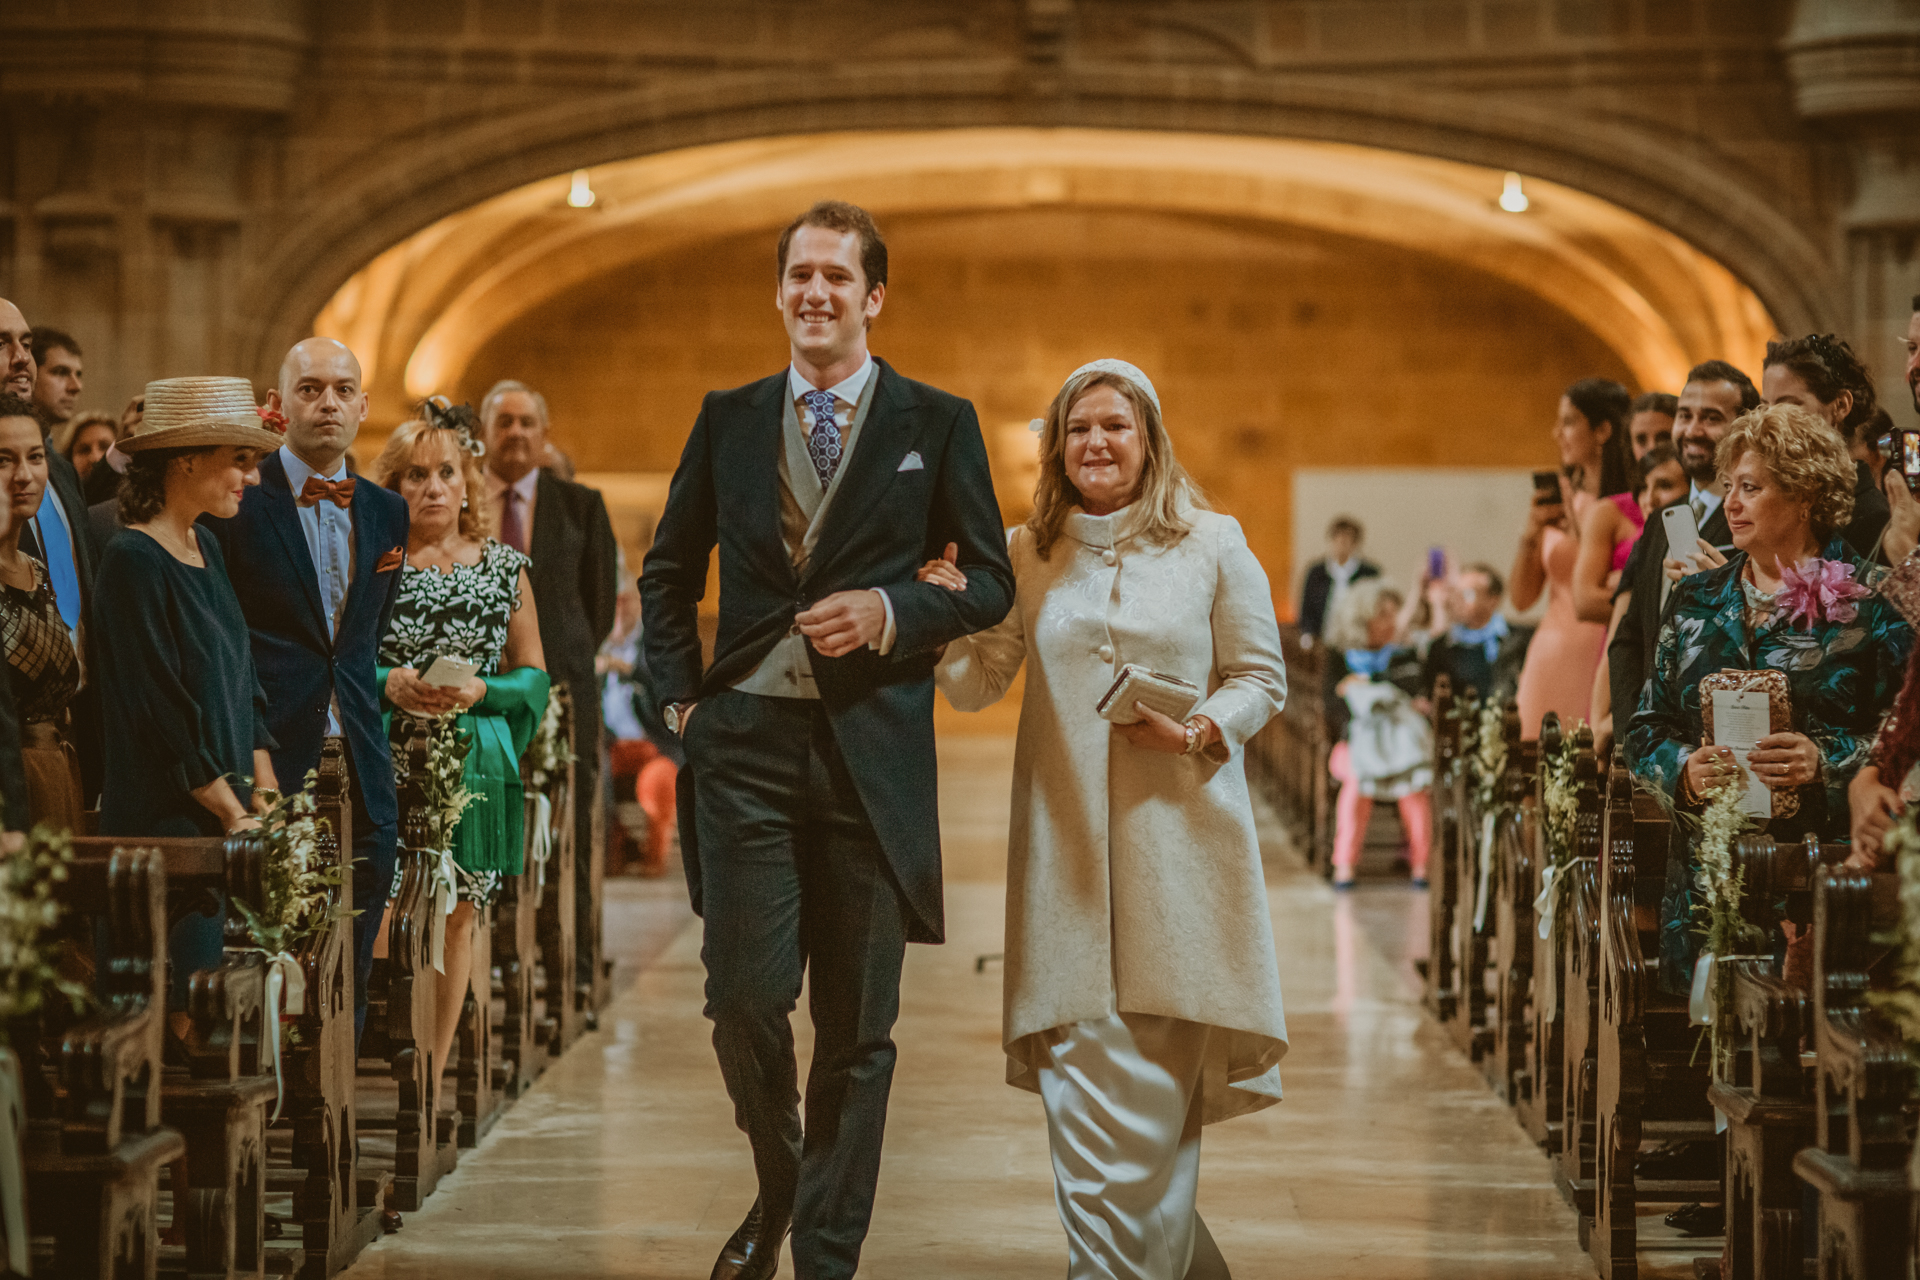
[0,399,81,830]
[372,401,547,1088]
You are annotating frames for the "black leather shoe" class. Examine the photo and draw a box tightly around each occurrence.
[1664,1201,1724,1237]
[1635,1139,1720,1181]
[710,1199,789,1280]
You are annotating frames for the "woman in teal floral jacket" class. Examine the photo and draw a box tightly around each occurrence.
[1627,404,1913,994]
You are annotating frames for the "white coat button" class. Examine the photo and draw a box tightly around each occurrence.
[1098,645,1114,662]
[1102,549,1117,566]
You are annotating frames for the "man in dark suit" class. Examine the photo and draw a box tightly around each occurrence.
[203,337,409,1042]
[1297,514,1379,645]
[1,300,103,801]
[480,379,619,994]
[1608,361,1755,755]
[641,201,1014,1280]
[1420,562,1532,705]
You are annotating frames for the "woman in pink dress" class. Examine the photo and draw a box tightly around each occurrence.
[1510,379,1634,740]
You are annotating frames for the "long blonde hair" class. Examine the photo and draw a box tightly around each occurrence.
[1025,369,1206,558]
[371,420,497,542]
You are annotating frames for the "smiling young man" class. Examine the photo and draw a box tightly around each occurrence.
[641,201,1013,1280]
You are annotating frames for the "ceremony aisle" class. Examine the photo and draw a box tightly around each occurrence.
[347,736,1594,1280]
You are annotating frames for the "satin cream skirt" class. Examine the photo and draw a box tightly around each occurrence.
[1037,1012,1230,1280]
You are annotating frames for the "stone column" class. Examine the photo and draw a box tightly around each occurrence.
[1786,0,1920,421]
[0,2,307,407]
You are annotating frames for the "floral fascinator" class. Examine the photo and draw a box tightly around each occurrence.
[422,395,486,458]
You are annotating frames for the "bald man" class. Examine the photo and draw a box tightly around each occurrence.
[201,338,410,1042]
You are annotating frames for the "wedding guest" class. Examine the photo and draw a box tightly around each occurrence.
[91,377,284,1004]
[81,395,143,507]
[0,395,80,830]
[1628,392,1678,461]
[1421,563,1530,704]
[1761,333,1890,557]
[370,400,548,1101]
[1607,361,1757,758]
[1321,578,1431,889]
[1580,444,1689,746]
[1,300,101,802]
[28,328,82,430]
[600,588,680,877]
[1628,403,1911,998]
[202,338,410,1044]
[1297,515,1377,646]
[1511,377,1632,737]
[58,412,117,483]
[931,358,1283,1278]
[481,379,618,994]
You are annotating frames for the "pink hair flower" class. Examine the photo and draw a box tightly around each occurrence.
[257,405,289,433]
[1776,557,1871,629]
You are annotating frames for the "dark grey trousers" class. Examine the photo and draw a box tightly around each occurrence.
[689,689,911,1280]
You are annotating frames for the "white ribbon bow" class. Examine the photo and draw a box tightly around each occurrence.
[426,848,459,974]
[529,792,553,907]
[1533,864,1563,1023]
[1472,811,1497,932]
[246,949,306,1122]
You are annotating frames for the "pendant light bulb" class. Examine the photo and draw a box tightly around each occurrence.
[567,169,597,209]
[1498,172,1530,214]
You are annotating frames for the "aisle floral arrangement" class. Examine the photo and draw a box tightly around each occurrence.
[522,688,574,900]
[405,715,480,972]
[1868,803,1920,1063]
[1532,724,1586,1019]
[0,827,88,1036]
[1683,774,1762,1073]
[229,772,344,958]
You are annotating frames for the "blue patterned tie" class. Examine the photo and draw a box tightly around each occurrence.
[803,389,843,488]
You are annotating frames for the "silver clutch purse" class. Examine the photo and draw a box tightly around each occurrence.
[1096,664,1203,725]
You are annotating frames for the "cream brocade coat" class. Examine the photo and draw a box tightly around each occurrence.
[937,505,1290,1124]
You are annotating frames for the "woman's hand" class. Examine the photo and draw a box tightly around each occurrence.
[1335,674,1365,697]
[1115,704,1216,756]
[915,542,968,592]
[1748,732,1820,791]
[1684,744,1740,801]
[1664,538,1727,583]
[1523,496,1564,541]
[226,815,263,834]
[1847,764,1902,869]
[387,667,457,716]
[447,676,487,712]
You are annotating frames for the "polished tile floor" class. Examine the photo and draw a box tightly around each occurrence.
[347,736,1606,1279]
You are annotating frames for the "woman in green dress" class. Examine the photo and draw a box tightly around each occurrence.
[371,400,547,1083]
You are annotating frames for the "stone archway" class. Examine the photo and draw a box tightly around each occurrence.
[246,69,1828,382]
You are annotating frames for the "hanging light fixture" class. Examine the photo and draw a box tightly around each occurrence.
[1498,171,1530,214]
[567,169,597,209]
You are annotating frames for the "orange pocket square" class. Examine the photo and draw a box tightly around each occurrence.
[376,546,406,573]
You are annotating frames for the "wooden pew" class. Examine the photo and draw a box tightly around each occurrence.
[494,755,555,1097]
[1485,715,1542,1101]
[280,739,383,1279]
[1552,748,1622,1218]
[66,832,276,1280]
[577,693,612,1025]
[1422,675,1471,1025]
[537,688,583,1057]
[1517,719,1599,1155]
[372,718,459,1212]
[1446,701,1519,1067]
[1590,764,1720,1280]
[27,847,185,1280]
[1792,866,1908,1278]
[1248,628,1332,875]
[454,899,501,1148]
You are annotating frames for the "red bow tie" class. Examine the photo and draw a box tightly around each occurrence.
[297,475,357,509]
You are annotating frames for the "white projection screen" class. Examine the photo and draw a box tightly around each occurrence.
[1290,468,1554,625]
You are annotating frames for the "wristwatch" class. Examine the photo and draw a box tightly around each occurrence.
[664,701,695,735]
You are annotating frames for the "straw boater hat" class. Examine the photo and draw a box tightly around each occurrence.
[119,376,286,453]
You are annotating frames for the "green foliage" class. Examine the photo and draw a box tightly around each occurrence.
[0,826,90,1034]
[1868,804,1920,1064]
[229,771,345,956]
[412,716,481,853]
[526,688,574,791]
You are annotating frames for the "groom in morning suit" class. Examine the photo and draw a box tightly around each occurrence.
[640,201,1014,1280]
[203,338,409,1042]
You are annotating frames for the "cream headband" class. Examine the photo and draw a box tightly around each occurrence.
[1030,358,1163,433]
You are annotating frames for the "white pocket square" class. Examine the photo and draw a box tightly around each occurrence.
[897,451,925,472]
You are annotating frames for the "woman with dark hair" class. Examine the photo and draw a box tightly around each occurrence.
[92,377,285,1004]
[1510,376,1632,737]
[1762,334,1890,559]
[0,394,80,830]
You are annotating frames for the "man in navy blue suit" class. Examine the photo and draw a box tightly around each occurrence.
[203,337,409,1042]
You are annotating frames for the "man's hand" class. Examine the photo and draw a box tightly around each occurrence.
[797,590,886,658]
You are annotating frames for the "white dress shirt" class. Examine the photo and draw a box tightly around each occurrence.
[280,445,355,733]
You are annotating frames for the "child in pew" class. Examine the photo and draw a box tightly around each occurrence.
[1324,577,1433,889]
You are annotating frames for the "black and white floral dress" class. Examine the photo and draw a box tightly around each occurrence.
[378,539,549,905]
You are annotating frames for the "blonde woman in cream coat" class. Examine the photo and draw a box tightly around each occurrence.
[925,360,1287,1280]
